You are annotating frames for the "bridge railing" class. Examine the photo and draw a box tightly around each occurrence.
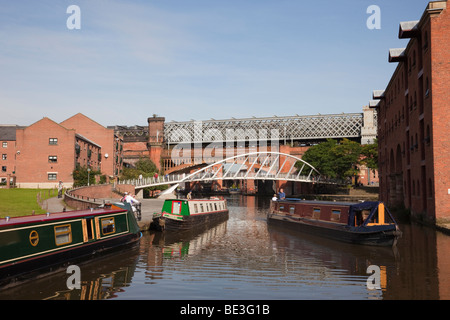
[118,171,323,188]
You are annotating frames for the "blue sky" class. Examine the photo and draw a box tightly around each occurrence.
[0,0,429,126]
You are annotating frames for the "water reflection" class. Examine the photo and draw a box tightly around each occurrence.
[1,195,450,300]
[0,244,141,300]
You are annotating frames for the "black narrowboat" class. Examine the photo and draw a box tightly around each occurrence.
[268,199,401,246]
[152,198,229,231]
[0,202,141,288]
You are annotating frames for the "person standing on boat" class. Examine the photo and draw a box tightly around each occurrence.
[278,188,286,200]
[187,191,192,199]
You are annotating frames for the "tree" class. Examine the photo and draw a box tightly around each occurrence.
[121,157,158,180]
[72,165,102,187]
[361,139,378,171]
[331,138,362,179]
[120,157,167,195]
[300,139,337,178]
[298,138,362,181]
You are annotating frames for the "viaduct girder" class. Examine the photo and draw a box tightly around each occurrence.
[113,112,377,145]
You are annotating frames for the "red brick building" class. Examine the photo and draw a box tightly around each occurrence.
[0,125,20,186]
[14,117,101,188]
[60,113,123,178]
[372,1,449,223]
[1,114,123,188]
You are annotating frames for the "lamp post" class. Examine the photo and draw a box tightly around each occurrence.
[87,168,91,186]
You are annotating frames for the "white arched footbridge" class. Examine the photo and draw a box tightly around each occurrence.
[118,152,322,195]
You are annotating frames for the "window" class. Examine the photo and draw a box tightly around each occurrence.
[55,225,72,246]
[48,173,57,180]
[423,31,428,50]
[48,155,58,163]
[331,209,341,222]
[289,206,296,215]
[313,208,321,219]
[2,166,6,172]
[193,204,198,214]
[2,142,7,148]
[1,154,6,160]
[49,138,58,145]
[101,217,115,235]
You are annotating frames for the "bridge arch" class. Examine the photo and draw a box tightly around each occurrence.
[119,151,320,191]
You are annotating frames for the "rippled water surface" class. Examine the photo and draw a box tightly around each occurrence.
[2,195,450,300]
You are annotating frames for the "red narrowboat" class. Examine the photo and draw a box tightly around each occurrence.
[268,199,401,246]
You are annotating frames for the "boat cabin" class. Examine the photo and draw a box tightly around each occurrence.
[272,199,396,227]
[0,203,141,286]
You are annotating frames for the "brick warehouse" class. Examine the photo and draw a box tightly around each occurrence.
[0,114,123,188]
[371,1,449,223]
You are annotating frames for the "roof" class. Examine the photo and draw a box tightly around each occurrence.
[0,125,18,141]
[0,207,126,228]
[75,133,102,148]
[388,48,406,62]
[398,20,419,38]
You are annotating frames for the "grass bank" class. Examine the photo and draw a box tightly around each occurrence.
[0,188,58,218]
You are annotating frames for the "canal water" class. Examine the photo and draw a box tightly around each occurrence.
[1,195,450,300]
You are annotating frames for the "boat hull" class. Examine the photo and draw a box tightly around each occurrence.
[0,202,141,288]
[155,210,229,232]
[0,232,140,288]
[267,213,401,246]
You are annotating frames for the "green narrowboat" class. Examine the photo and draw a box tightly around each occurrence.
[151,197,229,231]
[0,202,141,288]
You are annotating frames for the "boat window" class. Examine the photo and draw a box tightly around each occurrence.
[289,206,295,215]
[214,203,218,211]
[279,205,284,211]
[101,218,115,235]
[331,209,341,222]
[193,204,198,214]
[313,208,320,219]
[55,224,72,246]
[200,204,204,212]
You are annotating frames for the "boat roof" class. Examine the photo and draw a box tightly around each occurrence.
[277,198,380,207]
[165,198,224,202]
[0,207,127,228]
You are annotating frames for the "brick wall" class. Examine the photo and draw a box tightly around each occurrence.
[15,118,76,188]
[430,4,450,220]
[376,1,449,223]
[61,113,123,178]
